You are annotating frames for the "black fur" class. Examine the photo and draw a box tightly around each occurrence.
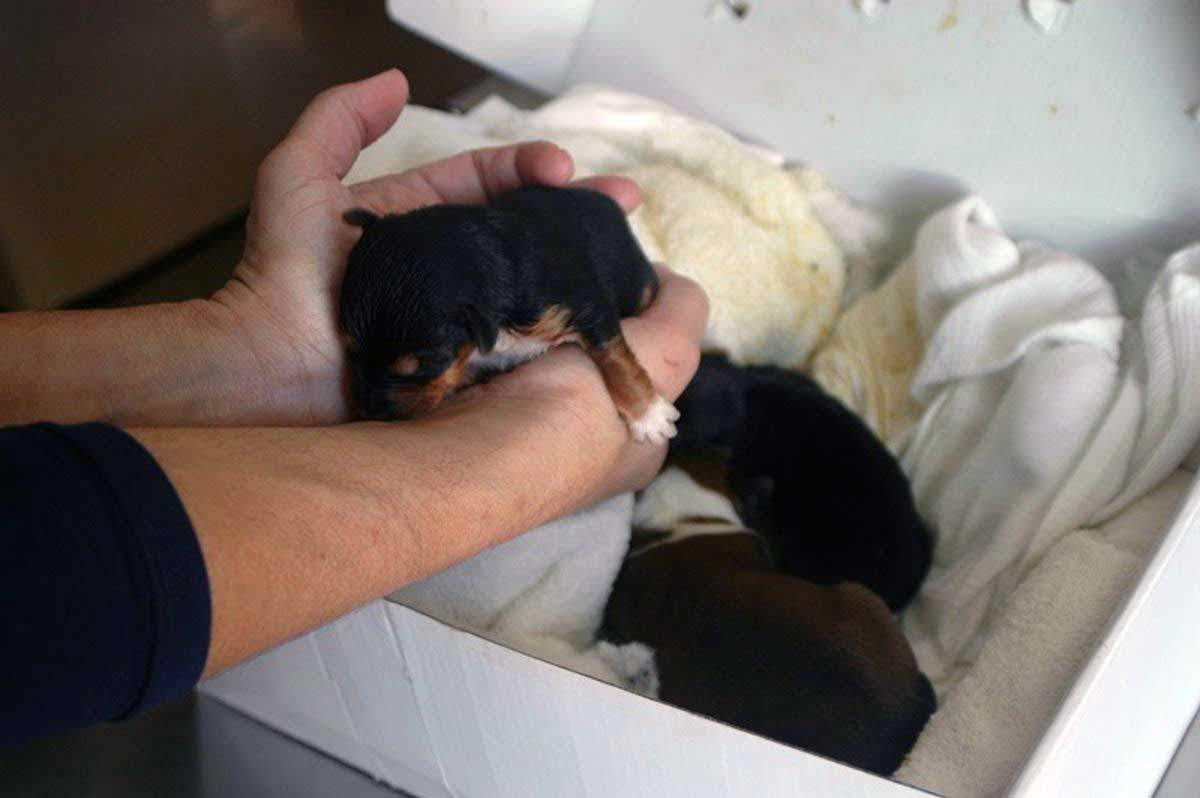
[339,186,657,419]
[671,353,933,611]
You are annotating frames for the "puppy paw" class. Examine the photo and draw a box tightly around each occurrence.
[629,395,680,444]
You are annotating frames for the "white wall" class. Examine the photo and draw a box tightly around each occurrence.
[387,0,595,94]
[561,0,1200,267]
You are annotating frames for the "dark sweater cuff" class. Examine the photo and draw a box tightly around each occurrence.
[49,423,211,714]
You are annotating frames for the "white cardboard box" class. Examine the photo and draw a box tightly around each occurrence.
[202,2,1200,795]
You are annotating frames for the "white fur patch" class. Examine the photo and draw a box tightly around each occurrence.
[468,330,554,376]
[595,641,660,698]
[630,467,754,556]
[628,395,680,444]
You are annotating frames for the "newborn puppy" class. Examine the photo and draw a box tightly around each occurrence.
[604,465,936,775]
[672,353,932,610]
[338,185,678,443]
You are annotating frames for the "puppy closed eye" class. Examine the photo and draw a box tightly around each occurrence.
[392,354,420,376]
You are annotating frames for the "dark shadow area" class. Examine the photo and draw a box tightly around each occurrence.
[0,694,408,798]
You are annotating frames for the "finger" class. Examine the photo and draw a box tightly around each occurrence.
[350,162,640,219]
[571,175,642,214]
[441,268,707,506]
[641,264,710,343]
[414,141,574,205]
[447,346,669,503]
[281,69,410,181]
[618,266,710,399]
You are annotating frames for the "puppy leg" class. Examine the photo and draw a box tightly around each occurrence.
[584,332,679,444]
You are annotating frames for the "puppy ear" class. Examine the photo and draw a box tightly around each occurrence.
[343,208,381,229]
[462,304,499,354]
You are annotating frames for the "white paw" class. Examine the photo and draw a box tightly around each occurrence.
[628,395,680,444]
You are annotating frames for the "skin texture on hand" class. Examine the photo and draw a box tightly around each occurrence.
[214,68,645,426]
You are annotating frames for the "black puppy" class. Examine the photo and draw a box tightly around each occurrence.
[338,185,678,443]
[603,459,936,775]
[672,353,932,610]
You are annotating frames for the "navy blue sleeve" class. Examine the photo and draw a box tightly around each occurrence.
[0,423,210,747]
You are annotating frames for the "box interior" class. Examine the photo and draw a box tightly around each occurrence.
[203,4,1200,796]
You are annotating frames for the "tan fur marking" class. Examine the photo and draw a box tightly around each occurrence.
[390,344,473,417]
[392,354,419,376]
[668,449,734,499]
[588,334,657,422]
[678,514,737,526]
[519,305,577,344]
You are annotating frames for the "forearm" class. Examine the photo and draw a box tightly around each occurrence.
[131,391,623,678]
[0,297,330,426]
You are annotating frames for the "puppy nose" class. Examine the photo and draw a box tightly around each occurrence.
[350,370,392,420]
[364,388,399,420]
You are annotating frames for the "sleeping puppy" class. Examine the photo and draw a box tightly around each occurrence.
[603,464,936,776]
[337,185,678,443]
[672,353,932,610]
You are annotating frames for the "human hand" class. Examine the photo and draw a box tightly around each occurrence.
[410,263,708,522]
[213,69,643,425]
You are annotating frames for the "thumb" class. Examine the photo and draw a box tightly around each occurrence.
[275,69,410,183]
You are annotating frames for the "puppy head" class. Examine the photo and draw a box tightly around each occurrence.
[739,381,933,611]
[671,352,749,452]
[338,208,501,419]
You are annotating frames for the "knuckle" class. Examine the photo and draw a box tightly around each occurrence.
[312,84,344,111]
[660,268,709,313]
[694,284,712,323]
[255,143,294,188]
[656,326,702,385]
[678,272,711,318]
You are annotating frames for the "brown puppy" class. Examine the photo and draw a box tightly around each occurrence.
[603,465,935,775]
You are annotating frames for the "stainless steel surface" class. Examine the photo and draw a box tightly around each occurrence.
[0,694,407,798]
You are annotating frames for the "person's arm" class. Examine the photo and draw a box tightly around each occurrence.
[134,266,706,678]
[0,72,706,747]
[0,69,641,428]
[0,300,311,427]
[0,265,703,748]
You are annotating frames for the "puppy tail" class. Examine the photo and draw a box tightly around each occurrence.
[343,207,381,229]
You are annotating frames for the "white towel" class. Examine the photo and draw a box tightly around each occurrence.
[788,165,899,307]
[390,494,654,691]
[802,194,1200,793]
[899,199,1200,690]
[809,257,923,452]
[898,470,1193,797]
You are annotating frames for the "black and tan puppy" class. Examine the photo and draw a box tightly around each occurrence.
[337,185,678,443]
[672,353,933,610]
[604,464,935,775]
